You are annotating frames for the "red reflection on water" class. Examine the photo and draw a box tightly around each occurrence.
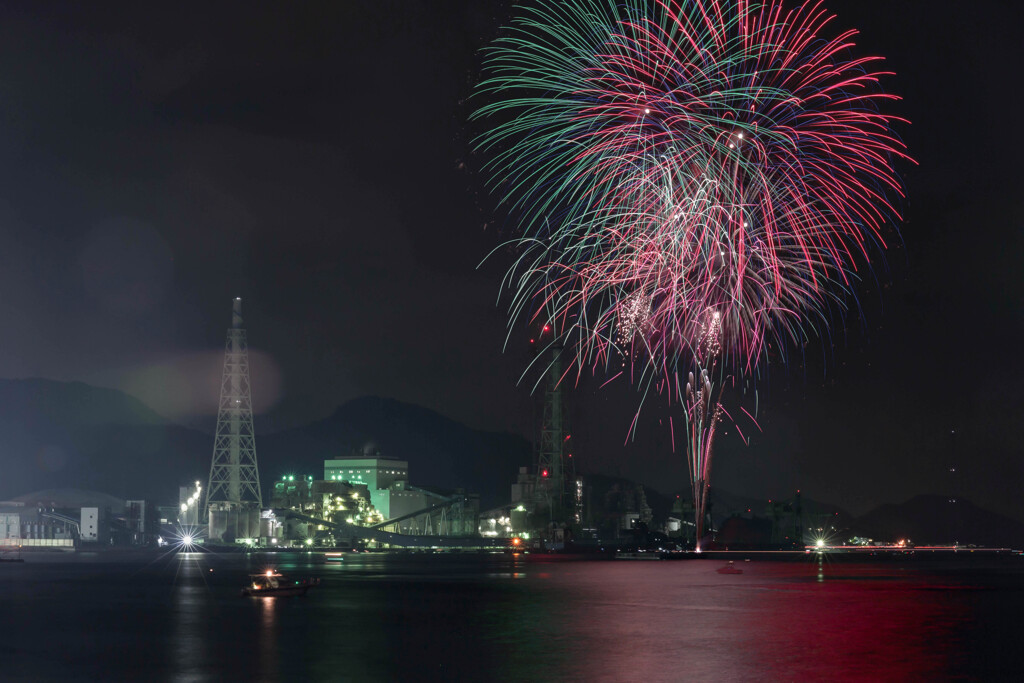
[739,562,972,681]
[546,560,975,682]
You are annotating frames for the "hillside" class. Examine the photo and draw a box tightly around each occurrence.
[0,378,209,502]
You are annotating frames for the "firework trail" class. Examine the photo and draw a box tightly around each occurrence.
[474,0,908,544]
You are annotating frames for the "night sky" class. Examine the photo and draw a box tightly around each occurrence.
[0,1,1020,520]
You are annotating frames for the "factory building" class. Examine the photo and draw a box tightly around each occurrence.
[270,474,381,523]
[80,507,103,542]
[0,489,156,548]
[252,451,480,546]
[323,456,425,521]
[0,503,77,549]
[267,474,384,546]
[323,454,479,536]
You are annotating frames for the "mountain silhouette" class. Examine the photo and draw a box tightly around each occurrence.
[849,495,1024,548]
[0,378,209,502]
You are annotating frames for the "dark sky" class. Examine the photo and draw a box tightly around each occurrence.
[0,1,1021,520]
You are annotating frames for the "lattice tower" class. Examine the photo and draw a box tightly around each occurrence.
[205,298,262,518]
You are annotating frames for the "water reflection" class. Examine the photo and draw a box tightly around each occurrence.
[740,562,972,680]
[257,597,279,681]
[172,554,210,682]
[548,562,750,681]
[538,559,981,681]
[4,552,1014,681]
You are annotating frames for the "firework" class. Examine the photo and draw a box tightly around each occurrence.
[475,0,908,545]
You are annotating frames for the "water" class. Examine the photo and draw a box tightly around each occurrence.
[2,551,1022,681]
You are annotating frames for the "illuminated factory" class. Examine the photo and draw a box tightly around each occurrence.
[256,454,478,546]
[261,473,382,546]
[324,451,434,523]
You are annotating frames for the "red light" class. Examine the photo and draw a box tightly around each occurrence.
[542,325,550,332]
[541,469,549,478]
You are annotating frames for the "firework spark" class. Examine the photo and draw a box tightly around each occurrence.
[614,290,653,351]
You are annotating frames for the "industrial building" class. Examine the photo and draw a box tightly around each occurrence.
[325,453,478,535]
[263,474,384,545]
[0,489,157,549]
[324,453,425,522]
[255,454,479,547]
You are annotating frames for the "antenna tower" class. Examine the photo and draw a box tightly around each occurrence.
[205,298,262,540]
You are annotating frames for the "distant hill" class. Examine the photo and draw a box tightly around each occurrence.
[257,396,531,509]
[0,378,167,429]
[0,378,209,502]
[849,495,1024,548]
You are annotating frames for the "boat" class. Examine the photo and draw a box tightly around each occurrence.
[716,561,743,575]
[241,570,320,597]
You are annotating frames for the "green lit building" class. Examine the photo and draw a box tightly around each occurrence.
[323,457,416,519]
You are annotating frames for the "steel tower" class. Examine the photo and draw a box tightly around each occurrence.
[536,344,566,506]
[205,298,262,539]
[534,340,581,533]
